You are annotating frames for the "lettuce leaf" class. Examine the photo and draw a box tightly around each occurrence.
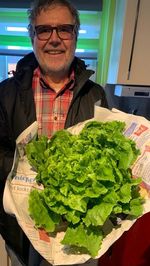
[61,223,103,258]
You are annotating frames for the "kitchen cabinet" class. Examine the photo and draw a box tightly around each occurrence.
[107,0,150,86]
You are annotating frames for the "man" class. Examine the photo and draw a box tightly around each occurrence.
[0,0,108,265]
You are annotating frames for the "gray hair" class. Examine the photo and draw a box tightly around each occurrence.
[27,0,80,41]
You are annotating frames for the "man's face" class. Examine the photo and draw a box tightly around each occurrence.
[32,5,77,76]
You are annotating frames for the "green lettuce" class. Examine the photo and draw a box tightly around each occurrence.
[26,120,144,258]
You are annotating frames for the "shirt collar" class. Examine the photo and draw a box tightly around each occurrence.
[33,66,75,92]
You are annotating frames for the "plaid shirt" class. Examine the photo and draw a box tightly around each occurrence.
[32,67,74,138]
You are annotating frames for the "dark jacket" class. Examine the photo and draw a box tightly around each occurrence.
[0,52,108,264]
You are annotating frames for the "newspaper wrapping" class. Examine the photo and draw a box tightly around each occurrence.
[3,106,150,265]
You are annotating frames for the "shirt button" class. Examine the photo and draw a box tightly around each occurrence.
[54,116,57,120]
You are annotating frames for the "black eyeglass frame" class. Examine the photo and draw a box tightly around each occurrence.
[34,24,76,40]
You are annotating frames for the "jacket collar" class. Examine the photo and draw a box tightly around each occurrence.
[16,52,94,80]
[15,52,94,94]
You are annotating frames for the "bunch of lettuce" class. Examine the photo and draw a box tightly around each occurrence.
[26,121,144,258]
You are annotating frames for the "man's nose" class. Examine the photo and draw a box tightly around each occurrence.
[48,29,61,43]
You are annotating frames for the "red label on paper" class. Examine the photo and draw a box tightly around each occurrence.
[134,125,148,136]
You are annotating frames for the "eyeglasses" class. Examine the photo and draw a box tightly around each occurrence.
[34,24,76,40]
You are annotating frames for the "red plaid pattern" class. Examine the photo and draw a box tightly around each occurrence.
[32,67,74,138]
